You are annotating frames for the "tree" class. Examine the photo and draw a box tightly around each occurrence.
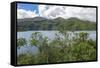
[79,32,88,41]
[30,32,43,51]
[71,42,96,61]
[17,38,27,48]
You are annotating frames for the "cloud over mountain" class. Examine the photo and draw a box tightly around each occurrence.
[17,4,96,22]
[39,5,96,22]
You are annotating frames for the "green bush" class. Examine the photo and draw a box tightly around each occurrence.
[17,31,96,64]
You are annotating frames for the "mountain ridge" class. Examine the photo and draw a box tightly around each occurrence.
[17,17,96,31]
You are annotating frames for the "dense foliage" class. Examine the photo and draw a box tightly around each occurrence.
[17,38,27,48]
[17,31,96,65]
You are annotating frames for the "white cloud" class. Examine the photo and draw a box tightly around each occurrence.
[17,9,38,19]
[39,5,96,22]
[17,5,96,22]
[39,5,66,19]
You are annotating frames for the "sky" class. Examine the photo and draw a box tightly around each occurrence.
[17,3,96,22]
[18,3,39,14]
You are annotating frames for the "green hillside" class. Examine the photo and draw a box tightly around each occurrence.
[17,17,96,31]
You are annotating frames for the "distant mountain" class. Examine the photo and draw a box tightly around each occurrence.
[17,17,96,31]
[18,17,48,22]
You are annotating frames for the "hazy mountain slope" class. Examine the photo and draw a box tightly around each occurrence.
[17,17,96,31]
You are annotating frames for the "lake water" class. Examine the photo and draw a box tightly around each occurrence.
[17,31,96,56]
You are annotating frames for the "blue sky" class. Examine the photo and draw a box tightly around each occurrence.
[17,3,39,14]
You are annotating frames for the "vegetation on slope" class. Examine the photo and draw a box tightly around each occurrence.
[17,17,96,31]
